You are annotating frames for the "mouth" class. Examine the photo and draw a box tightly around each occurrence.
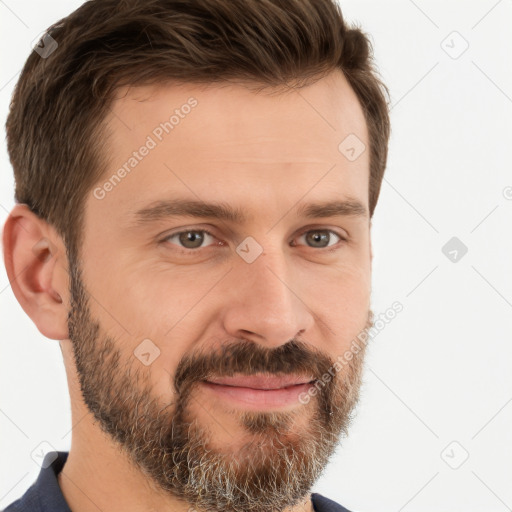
[200,373,317,409]
[204,373,316,390]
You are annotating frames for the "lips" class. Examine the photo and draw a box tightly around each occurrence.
[204,373,315,390]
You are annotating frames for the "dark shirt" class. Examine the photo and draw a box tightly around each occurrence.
[2,452,352,512]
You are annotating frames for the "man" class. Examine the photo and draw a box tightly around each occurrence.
[2,0,390,511]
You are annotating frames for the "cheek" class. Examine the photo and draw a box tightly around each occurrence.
[301,260,371,340]
[304,246,371,299]
[84,246,217,334]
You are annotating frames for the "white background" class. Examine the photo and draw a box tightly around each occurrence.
[1,1,511,511]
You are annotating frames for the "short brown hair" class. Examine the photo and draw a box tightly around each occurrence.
[6,0,390,264]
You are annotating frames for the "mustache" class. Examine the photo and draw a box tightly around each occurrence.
[173,337,335,396]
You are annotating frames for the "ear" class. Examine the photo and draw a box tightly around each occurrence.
[2,204,70,340]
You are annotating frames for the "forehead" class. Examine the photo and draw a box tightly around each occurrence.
[105,70,367,156]
[88,70,369,228]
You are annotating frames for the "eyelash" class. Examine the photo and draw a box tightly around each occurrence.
[160,227,347,255]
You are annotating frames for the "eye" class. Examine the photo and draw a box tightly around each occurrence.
[162,229,219,250]
[294,229,345,250]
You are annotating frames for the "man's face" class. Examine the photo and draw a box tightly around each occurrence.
[68,69,373,512]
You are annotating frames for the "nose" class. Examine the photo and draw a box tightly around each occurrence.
[221,248,315,348]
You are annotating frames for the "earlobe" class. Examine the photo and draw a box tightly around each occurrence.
[2,204,69,340]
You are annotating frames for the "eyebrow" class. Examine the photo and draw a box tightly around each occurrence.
[129,197,368,228]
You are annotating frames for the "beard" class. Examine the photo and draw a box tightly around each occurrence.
[66,256,373,512]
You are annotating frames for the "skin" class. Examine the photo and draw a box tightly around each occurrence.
[3,68,374,512]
